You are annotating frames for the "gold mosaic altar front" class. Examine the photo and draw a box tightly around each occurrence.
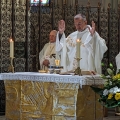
[4,80,103,120]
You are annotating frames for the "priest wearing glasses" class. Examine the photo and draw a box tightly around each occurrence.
[56,13,108,74]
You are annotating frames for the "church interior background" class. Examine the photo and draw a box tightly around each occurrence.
[0,0,120,116]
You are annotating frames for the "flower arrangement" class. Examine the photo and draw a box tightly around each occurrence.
[91,63,120,108]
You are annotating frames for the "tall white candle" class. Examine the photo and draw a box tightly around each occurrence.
[10,39,14,58]
[76,39,80,58]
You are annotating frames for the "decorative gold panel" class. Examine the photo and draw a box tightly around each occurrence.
[4,80,103,120]
[76,85,103,120]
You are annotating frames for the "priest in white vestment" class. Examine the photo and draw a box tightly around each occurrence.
[115,52,120,73]
[39,30,57,70]
[56,14,108,74]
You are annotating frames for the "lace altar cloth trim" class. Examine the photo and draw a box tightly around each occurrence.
[0,72,104,86]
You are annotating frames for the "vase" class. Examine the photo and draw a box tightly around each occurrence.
[115,107,120,116]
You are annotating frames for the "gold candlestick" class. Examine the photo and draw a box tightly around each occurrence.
[74,58,82,76]
[8,57,14,73]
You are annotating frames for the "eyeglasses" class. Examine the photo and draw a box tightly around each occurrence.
[74,22,83,26]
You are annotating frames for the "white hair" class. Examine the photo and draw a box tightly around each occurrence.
[50,30,57,35]
[74,14,87,21]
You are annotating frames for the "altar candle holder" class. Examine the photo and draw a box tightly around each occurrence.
[8,57,14,73]
[74,58,82,76]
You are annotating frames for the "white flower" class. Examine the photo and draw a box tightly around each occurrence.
[109,88,114,94]
[106,75,111,79]
[109,86,120,94]
[103,89,109,96]
[117,88,120,92]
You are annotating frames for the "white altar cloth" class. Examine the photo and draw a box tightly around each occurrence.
[0,72,104,88]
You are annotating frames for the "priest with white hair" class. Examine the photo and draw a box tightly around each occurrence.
[56,14,108,74]
[39,30,57,70]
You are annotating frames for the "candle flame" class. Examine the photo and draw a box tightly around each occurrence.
[9,38,13,42]
[77,39,80,42]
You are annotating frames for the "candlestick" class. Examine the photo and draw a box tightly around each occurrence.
[74,38,82,76]
[76,39,80,59]
[8,57,14,73]
[10,38,14,58]
[74,58,82,76]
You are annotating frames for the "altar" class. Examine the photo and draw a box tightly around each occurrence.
[0,72,104,120]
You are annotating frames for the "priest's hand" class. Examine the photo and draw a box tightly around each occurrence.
[91,71,96,75]
[43,59,50,66]
[88,21,95,36]
[58,20,65,34]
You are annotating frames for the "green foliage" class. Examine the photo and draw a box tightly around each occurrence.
[91,63,120,108]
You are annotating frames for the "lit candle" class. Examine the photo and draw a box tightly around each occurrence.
[76,39,80,58]
[10,39,14,58]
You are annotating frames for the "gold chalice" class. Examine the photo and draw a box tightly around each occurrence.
[55,59,61,74]
[55,59,60,66]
